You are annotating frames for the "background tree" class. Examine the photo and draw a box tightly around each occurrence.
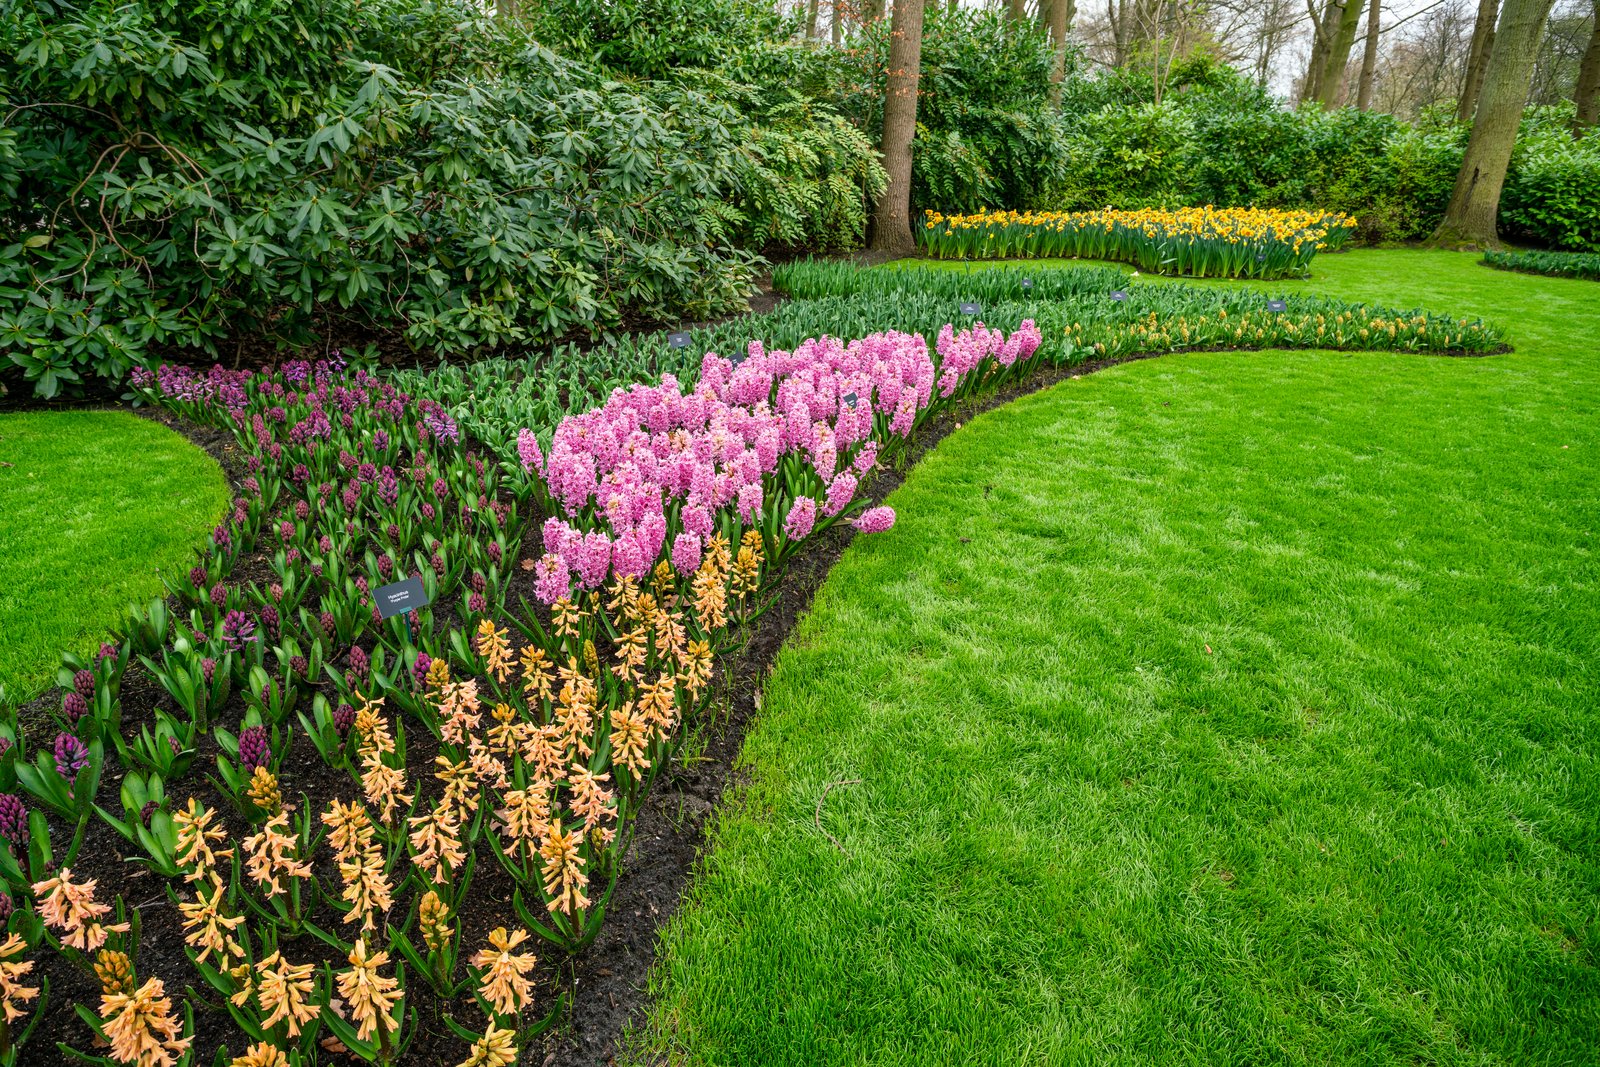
[1356,0,1382,108]
[1458,0,1501,120]
[870,0,927,253]
[1431,0,1558,246]
[1577,0,1600,130]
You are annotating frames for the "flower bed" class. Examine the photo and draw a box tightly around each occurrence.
[0,263,1503,1065]
[918,207,1356,279]
[1481,249,1600,281]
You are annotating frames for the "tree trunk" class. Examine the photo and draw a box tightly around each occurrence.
[1047,0,1076,104]
[1458,0,1500,122]
[1430,0,1556,248]
[1314,0,1364,107]
[1009,0,1029,21]
[832,0,842,44]
[1356,0,1381,109]
[1574,0,1600,133]
[806,0,820,37]
[870,0,926,255]
[1109,0,1130,67]
[1302,0,1336,104]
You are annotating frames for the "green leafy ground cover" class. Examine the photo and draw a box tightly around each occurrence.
[639,250,1599,1066]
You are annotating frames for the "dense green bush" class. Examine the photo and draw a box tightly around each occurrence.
[1482,248,1600,279]
[0,0,759,397]
[1050,60,1599,249]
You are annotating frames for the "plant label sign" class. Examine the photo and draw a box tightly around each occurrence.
[1267,299,1287,312]
[959,302,981,316]
[843,392,858,408]
[667,332,693,349]
[375,576,429,620]
[1021,278,1034,289]
[729,350,749,366]
[1110,290,1129,302]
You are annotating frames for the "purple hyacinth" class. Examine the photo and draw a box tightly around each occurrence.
[348,645,369,677]
[237,726,270,773]
[222,610,257,651]
[189,565,208,589]
[202,657,218,684]
[320,611,336,635]
[139,800,159,827]
[210,582,229,608]
[74,669,95,697]
[0,893,12,922]
[0,795,25,846]
[411,652,432,688]
[0,737,11,758]
[289,655,308,678]
[62,692,88,725]
[334,703,357,737]
[167,736,183,756]
[97,643,117,664]
[53,733,88,781]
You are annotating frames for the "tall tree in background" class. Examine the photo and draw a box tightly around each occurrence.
[1575,0,1600,132]
[1431,0,1557,247]
[1355,0,1382,108]
[870,0,926,254]
[1306,0,1364,105]
[1458,0,1500,120]
[1046,0,1078,102]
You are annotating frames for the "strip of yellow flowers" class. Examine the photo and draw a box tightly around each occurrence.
[920,206,1357,279]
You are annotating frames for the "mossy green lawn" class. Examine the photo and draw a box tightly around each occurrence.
[0,411,228,704]
[642,251,1599,1065]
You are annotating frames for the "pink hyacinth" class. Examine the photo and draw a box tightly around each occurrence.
[783,497,817,541]
[824,472,857,517]
[671,532,702,575]
[534,553,570,605]
[574,530,612,589]
[852,506,896,534]
[517,428,544,475]
[736,482,764,524]
[852,442,878,476]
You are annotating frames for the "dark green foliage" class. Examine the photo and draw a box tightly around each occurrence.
[0,0,758,397]
[1482,248,1600,279]
[1051,60,1600,248]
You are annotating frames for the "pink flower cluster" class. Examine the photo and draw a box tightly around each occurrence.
[935,320,1043,397]
[520,323,1041,603]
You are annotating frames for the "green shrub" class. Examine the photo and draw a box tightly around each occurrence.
[0,0,758,397]
[1502,108,1600,252]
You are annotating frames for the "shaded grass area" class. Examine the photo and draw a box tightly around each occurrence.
[0,411,229,704]
[640,251,1600,1065]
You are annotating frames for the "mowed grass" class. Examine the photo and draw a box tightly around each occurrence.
[640,251,1599,1066]
[0,411,228,704]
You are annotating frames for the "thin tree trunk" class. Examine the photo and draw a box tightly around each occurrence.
[1009,0,1029,21]
[1302,0,1336,104]
[1356,0,1381,109]
[1314,0,1364,106]
[1574,0,1600,133]
[832,0,842,44]
[871,0,926,255]
[807,0,821,37]
[1458,0,1500,122]
[1430,0,1557,248]
[1048,0,1076,104]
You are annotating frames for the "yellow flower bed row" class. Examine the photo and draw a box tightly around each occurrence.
[920,207,1357,279]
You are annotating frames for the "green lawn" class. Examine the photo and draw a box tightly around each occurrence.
[640,250,1599,1066]
[0,410,228,705]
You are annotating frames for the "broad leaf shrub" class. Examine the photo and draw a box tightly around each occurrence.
[0,0,757,398]
[0,262,1503,1061]
[1482,249,1600,280]
[1049,58,1600,248]
[917,207,1355,278]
